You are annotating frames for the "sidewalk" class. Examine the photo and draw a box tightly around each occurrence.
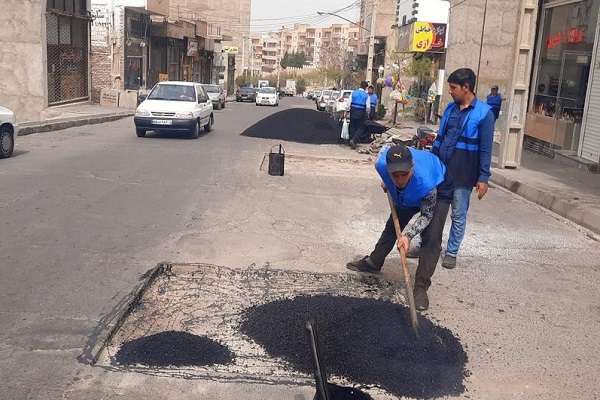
[17,103,134,136]
[491,149,600,235]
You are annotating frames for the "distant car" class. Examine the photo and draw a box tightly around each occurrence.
[202,84,226,110]
[236,87,257,102]
[0,106,16,158]
[326,91,341,113]
[306,91,314,100]
[256,87,279,107]
[312,90,322,103]
[316,90,332,111]
[335,90,353,119]
[134,81,214,139]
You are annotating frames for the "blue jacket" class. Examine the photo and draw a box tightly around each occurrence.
[433,99,494,188]
[351,89,369,110]
[375,146,446,208]
[369,93,378,107]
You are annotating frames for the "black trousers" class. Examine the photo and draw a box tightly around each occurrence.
[350,109,367,143]
[369,200,451,290]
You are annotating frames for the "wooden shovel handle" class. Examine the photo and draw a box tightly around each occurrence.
[387,193,420,336]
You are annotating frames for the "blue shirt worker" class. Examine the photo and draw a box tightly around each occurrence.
[486,85,502,120]
[417,68,494,295]
[346,144,446,311]
[349,80,370,149]
[368,85,378,120]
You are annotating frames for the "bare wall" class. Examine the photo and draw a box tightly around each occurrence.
[0,0,46,123]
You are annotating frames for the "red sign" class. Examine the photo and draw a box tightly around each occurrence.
[547,27,585,48]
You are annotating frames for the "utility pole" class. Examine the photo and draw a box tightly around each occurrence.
[366,0,377,84]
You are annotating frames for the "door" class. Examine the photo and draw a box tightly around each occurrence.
[196,85,211,123]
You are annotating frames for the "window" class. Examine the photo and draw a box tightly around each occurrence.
[148,84,196,102]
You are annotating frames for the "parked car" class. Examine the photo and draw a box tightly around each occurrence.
[256,87,279,107]
[202,84,226,110]
[134,81,214,139]
[0,105,15,158]
[312,90,322,103]
[326,90,341,113]
[306,91,314,100]
[236,86,257,102]
[335,90,353,120]
[316,90,332,111]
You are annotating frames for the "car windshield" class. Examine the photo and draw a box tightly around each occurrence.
[148,84,196,102]
[314,91,322,96]
[259,87,276,94]
[331,91,340,99]
[342,91,352,99]
[240,87,256,93]
[203,85,221,93]
[322,90,332,97]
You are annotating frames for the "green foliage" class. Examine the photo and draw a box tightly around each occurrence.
[235,71,258,87]
[296,78,307,94]
[280,52,308,69]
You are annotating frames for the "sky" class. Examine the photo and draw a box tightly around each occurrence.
[250,0,361,34]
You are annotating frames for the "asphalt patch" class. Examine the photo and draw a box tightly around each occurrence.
[114,331,234,367]
[240,295,467,399]
[241,108,341,144]
[320,383,374,400]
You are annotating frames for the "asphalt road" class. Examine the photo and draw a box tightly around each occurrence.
[1,97,599,399]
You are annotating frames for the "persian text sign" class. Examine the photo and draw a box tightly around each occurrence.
[411,22,446,53]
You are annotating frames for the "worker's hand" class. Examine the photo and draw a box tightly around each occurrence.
[397,235,410,254]
[476,181,489,200]
[381,182,387,193]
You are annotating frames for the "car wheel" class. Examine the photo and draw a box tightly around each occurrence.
[190,120,200,139]
[136,128,146,138]
[222,100,226,109]
[204,114,213,133]
[0,126,14,158]
[216,102,222,110]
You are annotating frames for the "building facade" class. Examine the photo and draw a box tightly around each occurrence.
[396,0,450,26]
[0,0,91,123]
[445,0,600,168]
[358,0,397,83]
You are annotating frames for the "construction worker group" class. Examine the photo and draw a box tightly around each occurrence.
[346,68,495,311]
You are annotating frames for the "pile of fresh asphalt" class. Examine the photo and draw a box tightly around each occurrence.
[320,383,374,400]
[241,108,341,144]
[240,295,467,399]
[114,331,234,367]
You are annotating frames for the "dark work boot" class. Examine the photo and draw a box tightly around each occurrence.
[346,256,380,273]
[442,254,457,269]
[414,286,429,311]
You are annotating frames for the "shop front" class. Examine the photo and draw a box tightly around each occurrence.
[526,0,600,162]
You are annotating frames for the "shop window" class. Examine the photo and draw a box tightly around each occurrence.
[527,0,600,151]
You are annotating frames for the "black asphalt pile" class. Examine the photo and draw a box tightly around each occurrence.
[241,108,341,144]
[114,331,234,367]
[240,295,467,399]
[319,384,374,400]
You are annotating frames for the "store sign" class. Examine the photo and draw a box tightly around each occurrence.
[411,22,446,52]
[547,27,585,48]
[223,46,239,54]
[187,39,199,57]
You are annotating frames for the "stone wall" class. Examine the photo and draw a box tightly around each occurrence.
[90,45,113,103]
[443,0,520,113]
[0,0,46,123]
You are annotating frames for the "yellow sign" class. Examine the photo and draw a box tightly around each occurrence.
[411,22,447,52]
[223,46,239,54]
[159,73,169,82]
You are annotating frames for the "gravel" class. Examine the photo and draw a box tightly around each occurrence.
[241,108,341,144]
[114,331,234,367]
[240,295,467,399]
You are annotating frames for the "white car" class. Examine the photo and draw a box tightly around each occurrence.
[134,81,214,139]
[256,87,279,107]
[316,90,332,111]
[336,90,353,114]
[202,84,226,110]
[0,106,16,158]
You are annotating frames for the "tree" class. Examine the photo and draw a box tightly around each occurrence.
[235,70,258,87]
[280,51,307,69]
[296,78,307,94]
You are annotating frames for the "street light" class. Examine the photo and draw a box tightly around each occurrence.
[316,11,370,32]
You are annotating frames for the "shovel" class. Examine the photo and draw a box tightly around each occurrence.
[386,193,420,337]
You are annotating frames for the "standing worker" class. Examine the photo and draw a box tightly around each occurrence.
[413,68,494,292]
[486,85,502,121]
[368,85,378,120]
[346,144,446,311]
[349,81,370,149]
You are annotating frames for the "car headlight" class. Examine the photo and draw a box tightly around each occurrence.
[135,108,151,117]
[175,111,194,118]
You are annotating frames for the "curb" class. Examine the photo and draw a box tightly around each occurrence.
[77,262,168,365]
[490,169,600,235]
[17,112,134,136]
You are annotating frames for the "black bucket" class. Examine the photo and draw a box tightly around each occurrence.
[268,144,285,176]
